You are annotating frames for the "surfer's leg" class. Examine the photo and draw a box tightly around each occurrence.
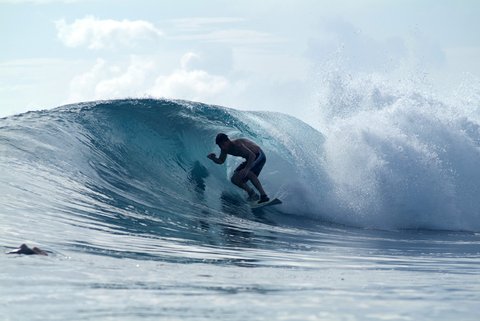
[231,173,255,196]
[246,153,268,200]
[246,172,267,197]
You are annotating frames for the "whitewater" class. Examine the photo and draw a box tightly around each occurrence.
[1,94,480,320]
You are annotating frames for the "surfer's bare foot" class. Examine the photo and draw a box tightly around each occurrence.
[258,195,269,203]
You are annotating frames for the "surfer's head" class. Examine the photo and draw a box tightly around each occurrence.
[215,133,229,148]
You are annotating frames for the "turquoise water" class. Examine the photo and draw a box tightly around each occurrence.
[1,99,480,320]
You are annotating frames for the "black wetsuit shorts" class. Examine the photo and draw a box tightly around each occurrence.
[234,150,266,179]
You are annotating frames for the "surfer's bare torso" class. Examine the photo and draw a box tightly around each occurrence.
[221,138,261,160]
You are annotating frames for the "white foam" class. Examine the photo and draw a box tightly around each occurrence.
[300,72,480,231]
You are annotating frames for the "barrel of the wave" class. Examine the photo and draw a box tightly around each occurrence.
[207,132,282,209]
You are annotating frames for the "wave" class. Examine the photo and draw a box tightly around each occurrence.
[1,98,480,233]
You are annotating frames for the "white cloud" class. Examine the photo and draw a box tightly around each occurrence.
[55,16,163,50]
[67,53,230,104]
[150,69,228,101]
[180,52,201,70]
[95,58,154,97]
[149,53,229,101]
[67,56,157,102]
[68,58,108,101]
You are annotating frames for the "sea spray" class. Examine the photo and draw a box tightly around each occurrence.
[313,71,480,230]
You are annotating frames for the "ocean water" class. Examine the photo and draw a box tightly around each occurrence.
[1,98,480,320]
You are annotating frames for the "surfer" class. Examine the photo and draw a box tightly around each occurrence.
[208,133,270,203]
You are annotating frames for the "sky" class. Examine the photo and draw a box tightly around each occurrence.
[1,0,479,119]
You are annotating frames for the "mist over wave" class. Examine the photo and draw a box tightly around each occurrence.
[312,71,480,231]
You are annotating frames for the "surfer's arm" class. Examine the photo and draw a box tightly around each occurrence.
[207,150,227,164]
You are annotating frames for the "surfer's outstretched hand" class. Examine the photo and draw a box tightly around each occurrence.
[207,153,215,160]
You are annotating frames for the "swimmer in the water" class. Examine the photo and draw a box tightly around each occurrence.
[6,243,48,256]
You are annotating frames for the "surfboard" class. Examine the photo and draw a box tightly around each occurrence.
[250,198,282,209]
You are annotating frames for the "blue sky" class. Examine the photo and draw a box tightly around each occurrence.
[1,0,479,119]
